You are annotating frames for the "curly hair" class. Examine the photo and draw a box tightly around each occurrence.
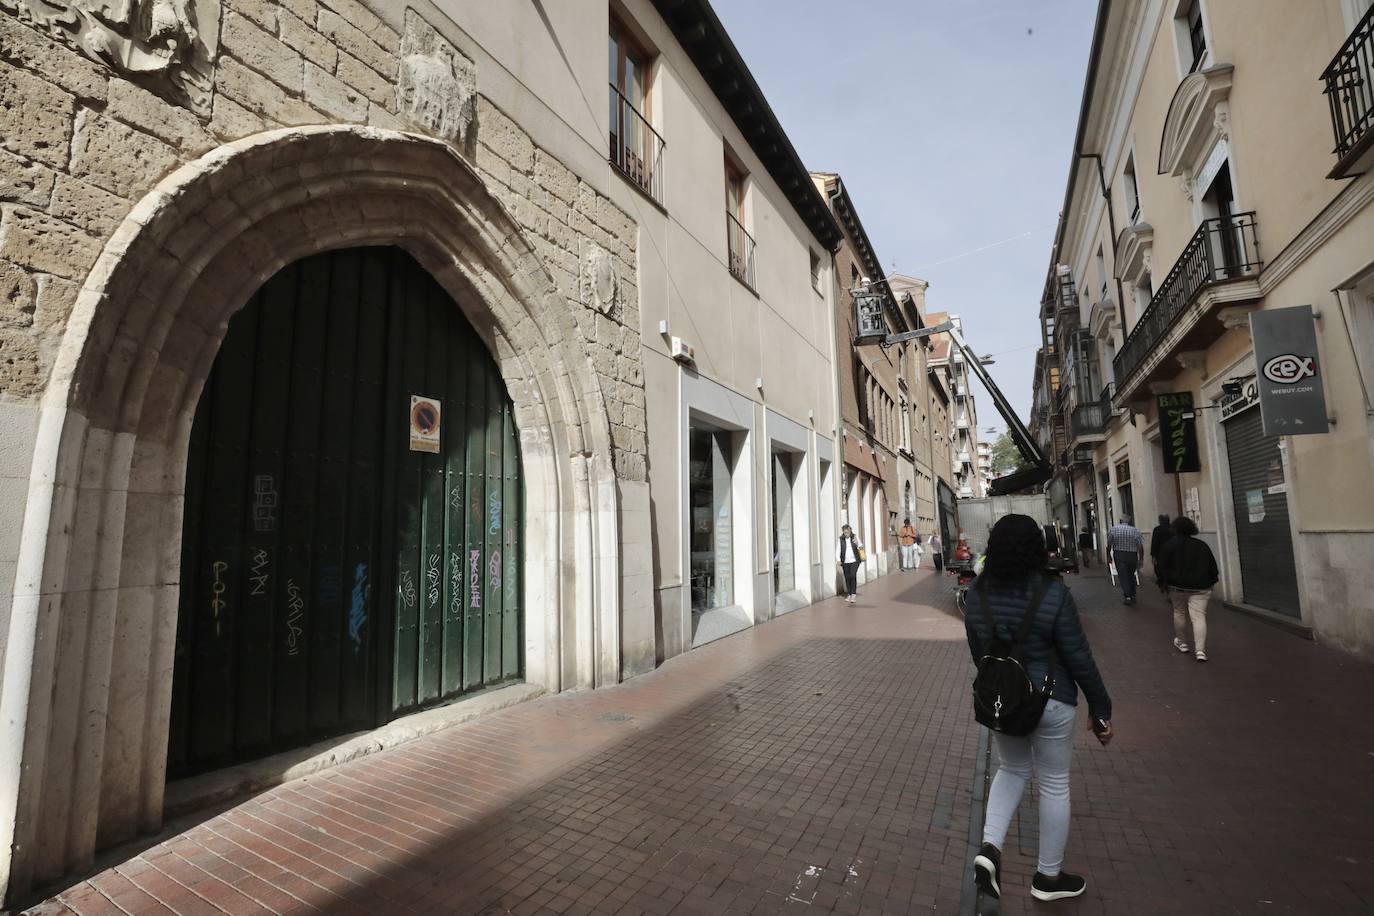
[982,513,1048,581]
[1172,515,1198,537]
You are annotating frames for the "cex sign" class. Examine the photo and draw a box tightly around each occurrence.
[1249,305,1329,437]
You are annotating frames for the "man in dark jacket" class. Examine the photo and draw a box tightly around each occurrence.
[1149,515,1172,569]
[1157,516,1219,662]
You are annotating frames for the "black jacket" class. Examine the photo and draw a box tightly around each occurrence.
[1150,523,1172,558]
[964,575,1111,721]
[1157,535,1219,591]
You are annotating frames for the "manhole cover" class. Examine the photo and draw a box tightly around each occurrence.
[598,711,633,723]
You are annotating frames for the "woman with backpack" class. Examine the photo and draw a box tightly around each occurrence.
[966,514,1113,903]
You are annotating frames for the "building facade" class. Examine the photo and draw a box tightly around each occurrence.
[926,312,984,500]
[1033,0,1374,659]
[0,0,842,902]
[815,172,908,582]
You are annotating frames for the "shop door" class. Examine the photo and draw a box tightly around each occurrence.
[167,247,522,779]
[1224,407,1300,616]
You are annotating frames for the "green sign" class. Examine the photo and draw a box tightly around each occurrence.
[1157,392,1200,473]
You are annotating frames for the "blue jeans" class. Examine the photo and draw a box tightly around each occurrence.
[983,699,1076,876]
[1113,550,1139,599]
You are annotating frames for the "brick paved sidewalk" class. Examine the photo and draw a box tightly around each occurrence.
[980,570,1374,916]
[24,569,984,915]
[22,566,1374,915]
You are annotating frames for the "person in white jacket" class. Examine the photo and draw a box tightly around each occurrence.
[837,524,864,604]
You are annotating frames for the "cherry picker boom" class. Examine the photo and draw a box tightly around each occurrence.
[851,288,1052,496]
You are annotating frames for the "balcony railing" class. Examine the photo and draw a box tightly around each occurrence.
[1070,400,1107,439]
[609,84,664,204]
[1112,213,1260,386]
[726,211,756,290]
[1322,3,1374,164]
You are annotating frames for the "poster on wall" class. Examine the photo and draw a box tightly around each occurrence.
[1185,487,1202,526]
[409,395,442,453]
[1250,305,1330,437]
[1156,392,1201,473]
[1245,488,1266,523]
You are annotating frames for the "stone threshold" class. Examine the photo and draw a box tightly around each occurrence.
[163,681,546,820]
[1222,602,1314,640]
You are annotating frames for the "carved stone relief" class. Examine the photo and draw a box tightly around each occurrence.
[14,0,222,115]
[581,243,617,315]
[397,9,476,147]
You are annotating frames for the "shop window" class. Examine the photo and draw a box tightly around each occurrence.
[689,427,735,612]
[772,452,798,595]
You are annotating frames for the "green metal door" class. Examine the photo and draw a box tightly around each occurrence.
[167,247,522,779]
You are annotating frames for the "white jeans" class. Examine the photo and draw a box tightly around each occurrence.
[1170,588,1210,652]
[982,699,1076,876]
[900,545,916,568]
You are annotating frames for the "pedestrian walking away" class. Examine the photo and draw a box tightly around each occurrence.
[899,518,919,571]
[1077,526,1093,569]
[1157,515,1220,662]
[1107,516,1145,605]
[1150,514,1172,581]
[929,530,944,572]
[837,524,864,604]
[966,514,1113,903]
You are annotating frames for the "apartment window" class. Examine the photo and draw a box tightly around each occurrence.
[724,154,755,289]
[1095,245,1107,300]
[608,20,663,202]
[1175,1,1209,75]
[689,427,735,612]
[1187,4,1206,71]
[1123,153,1141,223]
[810,250,822,293]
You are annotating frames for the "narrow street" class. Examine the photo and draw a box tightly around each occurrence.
[23,568,1374,915]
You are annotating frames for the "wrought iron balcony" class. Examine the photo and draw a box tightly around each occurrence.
[726,211,756,290]
[609,84,665,204]
[1112,213,1260,388]
[1322,3,1374,178]
[1070,399,1107,440]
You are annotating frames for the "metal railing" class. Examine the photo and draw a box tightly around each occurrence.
[1113,212,1260,385]
[1070,400,1107,439]
[726,211,756,289]
[1322,3,1374,160]
[609,84,664,204]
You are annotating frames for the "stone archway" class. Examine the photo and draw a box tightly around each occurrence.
[0,126,621,896]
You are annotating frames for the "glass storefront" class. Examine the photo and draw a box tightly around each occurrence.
[772,452,796,594]
[689,427,734,612]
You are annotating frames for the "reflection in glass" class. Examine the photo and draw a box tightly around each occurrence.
[690,428,734,612]
[772,452,796,594]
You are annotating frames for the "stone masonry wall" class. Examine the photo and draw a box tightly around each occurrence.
[0,0,646,479]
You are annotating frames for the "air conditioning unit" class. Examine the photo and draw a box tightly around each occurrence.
[670,336,695,364]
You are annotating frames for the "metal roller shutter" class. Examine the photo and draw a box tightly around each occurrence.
[1224,408,1300,616]
[168,247,522,779]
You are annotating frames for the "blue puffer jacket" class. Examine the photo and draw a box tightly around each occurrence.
[964,575,1112,721]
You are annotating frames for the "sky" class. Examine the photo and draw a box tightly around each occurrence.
[713,0,1099,438]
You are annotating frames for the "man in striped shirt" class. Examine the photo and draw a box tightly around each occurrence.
[1107,516,1145,605]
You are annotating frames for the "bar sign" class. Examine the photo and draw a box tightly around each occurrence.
[1156,391,1200,473]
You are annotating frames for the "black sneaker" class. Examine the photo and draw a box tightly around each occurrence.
[1031,871,1087,901]
[973,843,1002,899]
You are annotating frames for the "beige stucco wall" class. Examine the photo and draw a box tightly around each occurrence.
[1049,0,1374,658]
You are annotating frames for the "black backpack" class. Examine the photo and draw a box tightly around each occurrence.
[971,575,1056,736]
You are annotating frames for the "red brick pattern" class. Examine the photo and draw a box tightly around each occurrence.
[23,568,1374,915]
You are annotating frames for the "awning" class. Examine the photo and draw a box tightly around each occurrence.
[843,436,884,480]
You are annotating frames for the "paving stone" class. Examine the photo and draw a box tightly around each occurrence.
[24,569,1374,914]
